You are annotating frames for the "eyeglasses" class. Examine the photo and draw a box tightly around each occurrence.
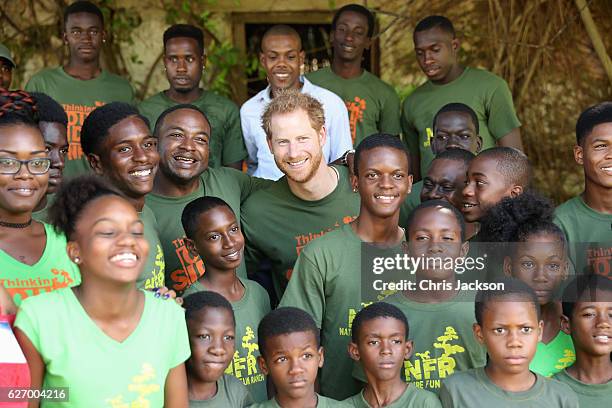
[0,158,51,175]
[68,29,101,39]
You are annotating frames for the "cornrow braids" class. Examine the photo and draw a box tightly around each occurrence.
[0,89,39,126]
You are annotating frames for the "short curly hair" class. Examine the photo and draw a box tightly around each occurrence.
[183,290,236,326]
[258,307,320,358]
[261,89,324,140]
[81,102,149,156]
[182,196,235,240]
[30,92,67,126]
[351,301,409,343]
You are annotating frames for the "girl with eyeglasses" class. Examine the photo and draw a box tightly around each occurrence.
[0,90,80,307]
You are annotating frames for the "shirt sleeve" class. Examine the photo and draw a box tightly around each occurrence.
[169,305,191,368]
[228,168,274,203]
[378,89,402,136]
[24,74,43,93]
[240,106,260,174]
[278,249,325,328]
[485,80,521,140]
[400,99,419,157]
[14,300,42,353]
[222,102,249,165]
[325,96,353,162]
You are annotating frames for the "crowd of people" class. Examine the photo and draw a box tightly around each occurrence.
[0,1,610,407]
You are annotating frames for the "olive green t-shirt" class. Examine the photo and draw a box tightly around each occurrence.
[357,291,486,393]
[189,374,254,408]
[554,196,612,277]
[553,369,612,408]
[183,278,271,402]
[25,67,135,178]
[145,167,271,293]
[306,67,401,146]
[344,385,442,407]
[399,181,423,229]
[439,367,579,407]
[138,91,247,168]
[242,165,360,298]
[279,224,405,400]
[32,194,55,224]
[249,394,350,408]
[401,67,521,175]
[530,332,576,377]
[138,205,165,290]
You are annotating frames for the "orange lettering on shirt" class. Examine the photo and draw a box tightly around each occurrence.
[62,102,104,160]
[345,97,366,145]
[587,246,612,278]
[168,237,205,291]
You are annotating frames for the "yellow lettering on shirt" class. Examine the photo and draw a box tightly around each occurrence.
[144,244,165,289]
[225,325,265,386]
[107,363,160,407]
[424,127,433,148]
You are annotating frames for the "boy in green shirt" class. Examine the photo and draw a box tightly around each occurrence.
[138,24,246,170]
[26,1,134,178]
[146,105,270,292]
[345,302,441,407]
[279,134,412,400]
[554,274,612,407]
[402,15,522,178]
[554,102,612,277]
[181,197,271,401]
[373,200,486,393]
[307,4,401,146]
[30,92,69,222]
[439,278,579,407]
[183,290,254,407]
[251,307,349,407]
[480,192,575,376]
[399,103,481,225]
[81,102,165,289]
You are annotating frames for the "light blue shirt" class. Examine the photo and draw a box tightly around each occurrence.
[240,77,353,180]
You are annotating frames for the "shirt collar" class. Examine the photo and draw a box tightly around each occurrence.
[260,76,310,103]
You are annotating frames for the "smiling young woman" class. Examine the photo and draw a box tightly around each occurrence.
[0,90,80,308]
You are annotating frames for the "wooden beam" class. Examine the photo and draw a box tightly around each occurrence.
[574,0,612,85]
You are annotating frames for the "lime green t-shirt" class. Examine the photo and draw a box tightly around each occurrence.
[553,369,612,408]
[306,67,401,146]
[138,205,165,290]
[249,394,350,408]
[138,91,247,168]
[189,374,254,408]
[279,224,405,400]
[401,67,521,175]
[439,367,579,408]
[15,288,191,407]
[360,291,486,393]
[183,278,271,402]
[25,67,135,178]
[0,223,81,307]
[531,331,576,377]
[145,167,271,293]
[554,196,612,278]
[242,165,360,298]
[399,181,423,229]
[344,385,442,407]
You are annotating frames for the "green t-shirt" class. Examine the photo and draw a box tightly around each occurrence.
[138,205,165,290]
[361,291,486,393]
[249,394,350,408]
[25,67,135,178]
[530,332,576,377]
[32,194,55,224]
[138,91,247,168]
[553,369,612,408]
[401,67,521,175]
[184,278,271,402]
[145,167,271,293]
[0,223,81,307]
[344,385,442,407]
[242,165,360,298]
[554,196,612,277]
[306,67,401,146]
[189,374,254,408]
[399,181,423,229]
[279,224,405,400]
[15,288,190,407]
[439,367,579,408]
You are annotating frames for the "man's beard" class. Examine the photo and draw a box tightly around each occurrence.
[159,160,203,187]
[275,150,323,184]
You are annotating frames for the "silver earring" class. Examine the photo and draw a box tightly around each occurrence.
[74,257,81,264]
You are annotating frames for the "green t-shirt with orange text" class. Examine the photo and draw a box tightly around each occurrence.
[25,66,135,178]
[241,165,360,298]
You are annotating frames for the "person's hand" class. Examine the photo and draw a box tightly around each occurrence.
[153,287,183,306]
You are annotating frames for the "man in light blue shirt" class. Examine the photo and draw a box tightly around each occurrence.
[240,25,352,180]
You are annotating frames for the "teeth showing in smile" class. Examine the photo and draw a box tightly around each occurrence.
[463,203,476,208]
[274,73,290,79]
[130,169,152,177]
[15,188,34,192]
[375,195,396,200]
[602,166,612,172]
[594,335,610,342]
[288,159,307,167]
[225,251,239,258]
[342,45,355,52]
[175,156,195,163]
[110,252,137,262]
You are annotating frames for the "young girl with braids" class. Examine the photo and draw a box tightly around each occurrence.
[480,191,575,377]
[0,90,80,307]
[14,175,190,407]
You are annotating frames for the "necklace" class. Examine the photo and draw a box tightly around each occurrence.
[0,219,33,228]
